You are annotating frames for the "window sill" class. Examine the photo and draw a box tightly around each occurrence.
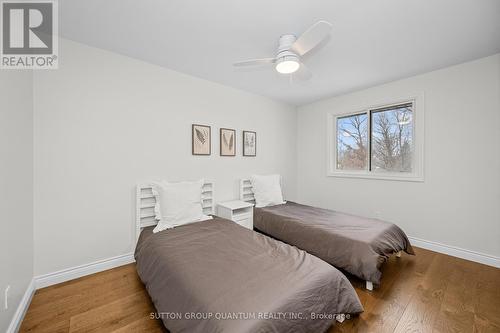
[327,171,424,182]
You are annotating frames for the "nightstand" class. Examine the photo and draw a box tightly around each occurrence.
[216,200,254,230]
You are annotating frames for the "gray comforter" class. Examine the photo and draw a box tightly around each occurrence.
[135,218,363,333]
[254,202,415,284]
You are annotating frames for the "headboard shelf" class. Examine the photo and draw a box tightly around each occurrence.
[240,179,255,203]
[140,202,156,209]
[136,181,214,243]
[202,202,213,209]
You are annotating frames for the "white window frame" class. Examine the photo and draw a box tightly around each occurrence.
[326,94,424,182]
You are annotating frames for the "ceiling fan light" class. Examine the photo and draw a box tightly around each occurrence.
[275,56,300,74]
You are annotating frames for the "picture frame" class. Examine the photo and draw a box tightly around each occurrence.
[220,128,236,156]
[192,124,211,155]
[243,131,256,156]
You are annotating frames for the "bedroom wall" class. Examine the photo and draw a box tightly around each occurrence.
[296,54,500,260]
[33,39,297,275]
[0,71,34,332]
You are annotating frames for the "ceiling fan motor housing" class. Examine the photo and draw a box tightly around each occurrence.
[277,34,299,61]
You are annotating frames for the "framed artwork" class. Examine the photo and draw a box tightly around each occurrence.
[192,124,211,155]
[220,128,236,156]
[243,131,256,156]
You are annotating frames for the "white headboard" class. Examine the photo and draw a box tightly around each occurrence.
[240,179,255,203]
[135,181,215,242]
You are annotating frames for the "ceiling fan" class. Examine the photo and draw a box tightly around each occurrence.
[233,21,333,80]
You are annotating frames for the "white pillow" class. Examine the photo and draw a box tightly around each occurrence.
[151,179,211,233]
[251,174,286,208]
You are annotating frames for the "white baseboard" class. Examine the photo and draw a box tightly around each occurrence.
[409,236,500,268]
[6,278,35,333]
[34,253,135,289]
[7,253,134,332]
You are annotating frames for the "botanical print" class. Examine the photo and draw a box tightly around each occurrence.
[243,131,256,156]
[192,124,211,155]
[220,128,236,156]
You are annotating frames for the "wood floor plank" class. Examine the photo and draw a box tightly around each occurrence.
[393,252,452,333]
[68,291,154,333]
[20,266,144,333]
[349,258,408,333]
[330,247,436,333]
[20,247,500,333]
[110,316,167,333]
[473,262,500,330]
[432,257,476,333]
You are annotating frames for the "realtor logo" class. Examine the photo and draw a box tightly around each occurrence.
[1,0,58,69]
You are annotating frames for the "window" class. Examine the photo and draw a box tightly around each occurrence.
[336,113,368,170]
[328,96,423,181]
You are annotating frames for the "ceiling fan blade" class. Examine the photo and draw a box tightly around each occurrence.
[294,63,312,81]
[291,20,332,56]
[233,58,276,67]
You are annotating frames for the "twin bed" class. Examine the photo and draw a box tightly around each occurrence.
[240,178,415,290]
[135,181,363,333]
[134,177,413,332]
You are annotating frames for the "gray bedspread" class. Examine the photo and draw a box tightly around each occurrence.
[135,218,363,333]
[254,202,415,284]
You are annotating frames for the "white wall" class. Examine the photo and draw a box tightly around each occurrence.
[30,39,500,277]
[0,71,33,332]
[33,39,297,275]
[297,54,500,259]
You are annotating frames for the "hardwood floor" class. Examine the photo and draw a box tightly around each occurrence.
[20,247,500,333]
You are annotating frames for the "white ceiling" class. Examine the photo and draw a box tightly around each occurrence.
[59,0,500,106]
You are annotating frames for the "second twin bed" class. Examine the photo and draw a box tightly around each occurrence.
[240,176,414,290]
